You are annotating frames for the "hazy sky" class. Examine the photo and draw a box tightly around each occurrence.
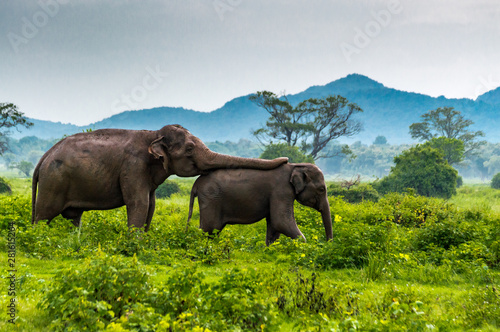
[1,0,500,125]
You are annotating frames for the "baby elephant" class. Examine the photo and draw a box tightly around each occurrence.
[187,163,333,245]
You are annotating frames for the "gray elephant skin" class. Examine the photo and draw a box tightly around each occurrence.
[187,163,333,245]
[32,125,288,230]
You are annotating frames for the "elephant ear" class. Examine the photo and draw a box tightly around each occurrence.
[148,136,169,170]
[290,166,309,194]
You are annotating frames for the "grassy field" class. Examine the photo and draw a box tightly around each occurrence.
[1,178,499,331]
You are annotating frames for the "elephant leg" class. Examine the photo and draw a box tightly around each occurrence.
[121,176,151,229]
[144,192,155,232]
[265,217,281,246]
[198,199,224,235]
[270,202,306,242]
[33,200,64,226]
[62,208,84,227]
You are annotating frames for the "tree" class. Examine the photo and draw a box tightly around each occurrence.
[374,145,458,199]
[0,103,34,155]
[260,143,314,164]
[409,107,485,157]
[250,91,311,147]
[250,91,363,160]
[155,180,181,199]
[491,173,500,189]
[10,160,34,177]
[373,135,388,145]
[422,137,464,166]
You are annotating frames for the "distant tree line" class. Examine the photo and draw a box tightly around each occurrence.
[2,135,500,180]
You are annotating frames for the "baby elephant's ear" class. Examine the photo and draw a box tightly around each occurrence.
[148,136,169,171]
[290,166,308,194]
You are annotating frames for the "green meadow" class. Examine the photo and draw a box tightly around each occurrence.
[1,178,499,331]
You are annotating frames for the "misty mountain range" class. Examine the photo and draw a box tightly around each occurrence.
[14,74,500,144]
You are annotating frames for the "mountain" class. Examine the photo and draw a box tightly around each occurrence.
[13,74,500,144]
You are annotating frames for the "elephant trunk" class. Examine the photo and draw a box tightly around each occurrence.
[197,149,288,171]
[320,197,333,241]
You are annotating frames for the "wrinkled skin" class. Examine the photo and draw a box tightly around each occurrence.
[187,163,333,245]
[32,125,288,230]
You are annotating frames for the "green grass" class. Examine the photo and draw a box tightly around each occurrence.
[450,184,500,213]
[1,183,499,331]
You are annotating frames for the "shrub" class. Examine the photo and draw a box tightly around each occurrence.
[456,175,463,188]
[38,250,151,331]
[155,180,181,199]
[328,182,379,203]
[375,145,458,199]
[260,143,314,164]
[0,177,11,194]
[491,172,500,189]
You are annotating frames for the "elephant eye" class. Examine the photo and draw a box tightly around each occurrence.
[185,144,194,155]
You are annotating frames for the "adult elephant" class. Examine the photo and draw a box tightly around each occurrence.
[32,125,288,230]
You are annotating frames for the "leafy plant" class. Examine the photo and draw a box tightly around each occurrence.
[375,145,458,199]
[491,172,500,189]
[328,182,379,203]
[0,176,11,194]
[155,180,181,199]
[38,250,151,331]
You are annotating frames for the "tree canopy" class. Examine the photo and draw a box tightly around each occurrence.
[374,145,458,199]
[422,137,464,166]
[259,143,314,164]
[250,91,363,160]
[0,103,34,155]
[409,107,485,157]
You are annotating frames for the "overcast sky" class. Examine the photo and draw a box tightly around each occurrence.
[1,0,500,125]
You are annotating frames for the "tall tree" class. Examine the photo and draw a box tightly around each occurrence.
[250,91,363,160]
[249,91,312,146]
[0,103,34,155]
[296,95,363,159]
[409,107,485,157]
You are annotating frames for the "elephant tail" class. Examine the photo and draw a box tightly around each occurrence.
[31,159,41,225]
[186,181,198,231]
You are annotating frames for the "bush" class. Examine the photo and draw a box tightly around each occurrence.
[374,145,458,199]
[491,173,500,189]
[456,175,463,188]
[328,182,379,203]
[38,250,151,331]
[155,180,181,199]
[260,143,314,163]
[0,177,11,194]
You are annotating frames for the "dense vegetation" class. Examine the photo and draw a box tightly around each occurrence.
[1,178,499,331]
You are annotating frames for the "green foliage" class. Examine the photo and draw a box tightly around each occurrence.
[250,91,363,159]
[0,176,11,194]
[9,160,34,177]
[0,102,34,155]
[155,180,181,199]
[38,251,151,331]
[260,143,314,164]
[2,185,500,331]
[491,172,500,189]
[327,182,379,203]
[375,145,458,199]
[409,106,485,157]
[456,175,463,188]
[423,136,464,165]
